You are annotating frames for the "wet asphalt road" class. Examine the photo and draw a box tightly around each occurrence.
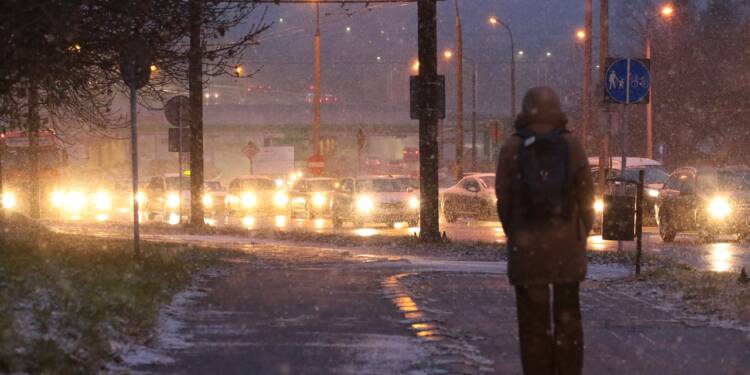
[94,232,750,375]
[45,219,750,374]
[211,214,750,273]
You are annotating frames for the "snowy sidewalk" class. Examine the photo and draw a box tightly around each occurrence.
[400,272,750,374]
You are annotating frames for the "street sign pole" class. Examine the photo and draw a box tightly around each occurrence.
[178,100,183,225]
[618,59,631,252]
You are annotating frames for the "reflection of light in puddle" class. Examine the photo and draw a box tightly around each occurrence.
[411,323,435,330]
[416,330,440,338]
[394,222,407,229]
[167,213,180,225]
[354,228,378,237]
[313,218,325,230]
[709,243,733,272]
[274,215,287,228]
[407,227,420,236]
[242,216,256,228]
[588,235,607,251]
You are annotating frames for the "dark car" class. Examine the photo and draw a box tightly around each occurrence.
[441,173,497,223]
[656,166,750,242]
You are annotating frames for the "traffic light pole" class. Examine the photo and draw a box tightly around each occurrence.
[312,4,322,157]
[417,0,440,242]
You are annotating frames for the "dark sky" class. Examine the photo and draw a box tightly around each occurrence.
[209,1,648,124]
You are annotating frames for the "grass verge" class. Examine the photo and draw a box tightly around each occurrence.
[640,262,750,324]
[0,213,238,374]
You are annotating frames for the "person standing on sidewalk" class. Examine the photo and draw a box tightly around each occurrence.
[495,86,595,375]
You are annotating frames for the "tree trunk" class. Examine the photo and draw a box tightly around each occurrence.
[188,0,205,227]
[27,79,41,219]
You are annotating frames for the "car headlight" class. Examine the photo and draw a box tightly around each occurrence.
[647,189,659,198]
[135,191,147,205]
[51,190,65,207]
[92,191,111,211]
[707,196,732,219]
[241,192,257,208]
[274,192,289,208]
[203,194,213,208]
[594,198,604,213]
[66,191,86,212]
[356,196,374,213]
[166,193,181,209]
[312,193,327,208]
[409,196,419,210]
[2,192,16,210]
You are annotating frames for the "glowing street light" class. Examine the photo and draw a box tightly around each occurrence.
[576,29,586,41]
[518,50,524,56]
[660,4,675,18]
[443,49,453,60]
[411,59,420,73]
[488,16,499,26]
[546,51,552,57]
[150,64,158,73]
[234,64,244,77]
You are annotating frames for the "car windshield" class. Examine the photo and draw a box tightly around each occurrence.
[307,179,336,191]
[699,171,750,191]
[204,181,223,191]
[357,178,403,192]
[165,177,185,191]
[241,179,276,190]
[619,167,669,185]
[480,176,496,189]
[396,178,419,190]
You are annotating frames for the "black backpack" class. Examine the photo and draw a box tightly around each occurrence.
[512,127,573,227]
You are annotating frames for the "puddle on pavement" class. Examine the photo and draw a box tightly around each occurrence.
[381,274,446,343]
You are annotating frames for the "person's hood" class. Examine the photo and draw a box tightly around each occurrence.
[514,86,568,134]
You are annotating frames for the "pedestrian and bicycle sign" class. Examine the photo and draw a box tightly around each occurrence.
[604,58,651,104]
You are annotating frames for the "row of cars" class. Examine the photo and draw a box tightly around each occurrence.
[140,174,422,228]
[590,158,750,243]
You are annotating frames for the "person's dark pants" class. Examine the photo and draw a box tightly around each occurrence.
[514,283,583,375]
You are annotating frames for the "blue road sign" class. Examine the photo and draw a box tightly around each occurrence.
[605,58,651,104]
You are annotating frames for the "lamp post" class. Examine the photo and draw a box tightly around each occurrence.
[645,3,675,159]
[443,50,478,170]
[489,16,516,156]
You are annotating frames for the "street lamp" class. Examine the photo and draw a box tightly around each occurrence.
[645,3,676,159]
[576,29,586,42]
[443,50,479,170]
[488,16,516,157]
[660,4,675,18]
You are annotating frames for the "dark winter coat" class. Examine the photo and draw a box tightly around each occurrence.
[495,90,595,286]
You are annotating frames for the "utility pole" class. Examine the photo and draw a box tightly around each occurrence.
[582,0,593,151]
[598,0,610,189]
[470,59,477,170]
[417,0,440,242]
[312,4,322,157]
[645,38,653,159]
[453,0,463,180]
[188,0,206,228]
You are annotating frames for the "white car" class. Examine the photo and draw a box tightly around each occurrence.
[441,173,497,223]
[331,176,420,228]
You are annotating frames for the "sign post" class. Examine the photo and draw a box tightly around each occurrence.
[242,141,260,174]
[119,38,152,257]
[604,57,650,251]
[356,128,365,176]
